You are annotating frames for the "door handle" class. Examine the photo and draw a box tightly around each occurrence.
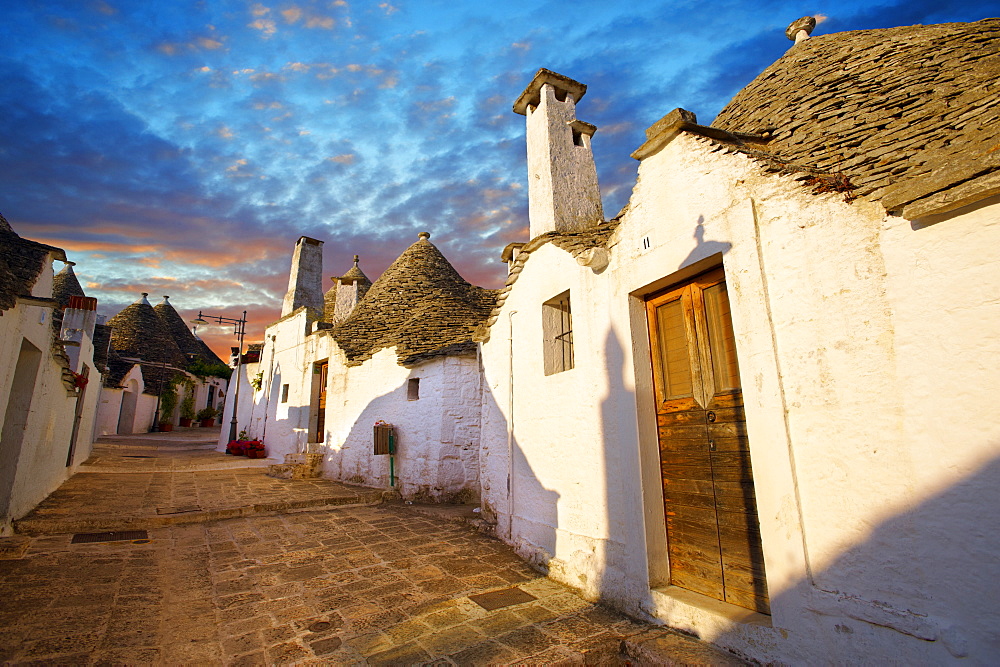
[706,411,717,423]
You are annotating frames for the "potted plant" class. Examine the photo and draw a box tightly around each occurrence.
[179,379,196,427]
[158,377,179,431]
[197,406,217,428]
[244,440,266,459]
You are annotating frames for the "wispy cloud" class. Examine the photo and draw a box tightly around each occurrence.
[2,0,988,358]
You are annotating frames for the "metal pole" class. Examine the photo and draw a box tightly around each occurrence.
[151,357,166,432]
[228,311,246,443]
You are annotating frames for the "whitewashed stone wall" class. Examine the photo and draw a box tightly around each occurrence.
[480,130,1000,662]
[226,308,483,501]
[0,259,100,529]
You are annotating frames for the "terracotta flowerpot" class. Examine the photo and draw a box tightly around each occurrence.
[200,418,215,427]
[159,423,173,432]
[179,418,193,427]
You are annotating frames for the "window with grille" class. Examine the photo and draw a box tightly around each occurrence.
[543,291,574,375]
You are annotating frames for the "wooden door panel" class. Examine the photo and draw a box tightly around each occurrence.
[672,570,726,600]
[707,421,748,439]
[658,411,707,426]
[707,437,750,453]
[664,489,717,510]
[648,269,768,613]
[707,392,743,409]
[658,424,712,441]
[724,587,770,615]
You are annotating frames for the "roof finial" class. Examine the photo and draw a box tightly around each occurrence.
[137,292,151,306]
[353,254,359,266]
[162,295,170,303]
[418,231,431,241]
[786,16,817,43]
[64,260,76,267]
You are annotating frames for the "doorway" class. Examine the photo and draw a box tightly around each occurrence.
[1,339,42,520]
[646,267,769,614]
[118,380,138,434]
[313,361,328,443]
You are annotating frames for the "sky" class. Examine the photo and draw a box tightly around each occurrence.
[2,0,995,357]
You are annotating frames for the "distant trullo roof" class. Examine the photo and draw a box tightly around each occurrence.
[52,262,85,308]
[106,293,188,368]
[153,296,225,366]
[711,19,1000,218]
[324,255,373,324]
[333,232,497,366]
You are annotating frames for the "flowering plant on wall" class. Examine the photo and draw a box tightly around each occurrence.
[250,371,264,392]
[69,370,88,389]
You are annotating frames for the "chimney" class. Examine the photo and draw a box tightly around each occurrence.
[60,295,98,371]
[514,68,603,238]
[786,16,817,44]
[281,236,324,317]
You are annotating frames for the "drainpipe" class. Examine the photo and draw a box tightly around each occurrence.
[261,335,277,441]
[507,310,518,541]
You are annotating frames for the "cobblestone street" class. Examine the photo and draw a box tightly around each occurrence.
[0,431,742,665]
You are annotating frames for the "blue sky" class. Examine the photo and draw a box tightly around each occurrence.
[2,0,995,353]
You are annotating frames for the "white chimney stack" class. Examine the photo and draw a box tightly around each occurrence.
[514,68,603,238]
[281,236,324,317]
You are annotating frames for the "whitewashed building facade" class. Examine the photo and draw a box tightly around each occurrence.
[0,216,102,533]
[476,18,1000,664]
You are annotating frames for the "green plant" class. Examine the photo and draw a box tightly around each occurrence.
[196,406,217,421]
[158,376,181,423]
[250,371,264,392]
[180,379,196,420]
[187,357,233,381]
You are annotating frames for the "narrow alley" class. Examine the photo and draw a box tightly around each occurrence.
[0,429,741,665]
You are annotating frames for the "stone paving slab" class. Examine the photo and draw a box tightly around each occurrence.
[78,427,274,472]
[0,503,744,665]
[14,469,384,535]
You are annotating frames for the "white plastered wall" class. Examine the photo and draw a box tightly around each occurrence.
[480,131,1000,662]
[0,257,99,526]
[226,308,484,500]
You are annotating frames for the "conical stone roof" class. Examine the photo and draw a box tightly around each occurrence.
[52,262,85,308]
[333,232,497,366]
[107,293,188,368]
[711,19,1000,216]
[0,212,66,314]
[324,255,373,325]
[153,296,224,365]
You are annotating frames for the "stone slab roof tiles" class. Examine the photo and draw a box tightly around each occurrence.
[323,256,373,324]
[332,233,497,367]
[0,212,66,314]
[52,262,85,309]
[711,19,1000,219]
[103,348,135,388]
[106,293,188,369]
[153,296,224,366]
[92,323,111,374]
[476,220,620,341]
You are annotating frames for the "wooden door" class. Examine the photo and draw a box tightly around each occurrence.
[646,268,769,614]
[315,361,328,442]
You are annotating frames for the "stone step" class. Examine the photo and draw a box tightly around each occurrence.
[14,489,391,536]
[622,627,747,665]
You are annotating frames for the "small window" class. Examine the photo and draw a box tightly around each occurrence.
[543,291,574,375]
[407,378,420,400]
[281,384,289,403]
[572,128,584,146]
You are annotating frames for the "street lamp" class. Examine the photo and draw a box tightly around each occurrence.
[192,309,247,443]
